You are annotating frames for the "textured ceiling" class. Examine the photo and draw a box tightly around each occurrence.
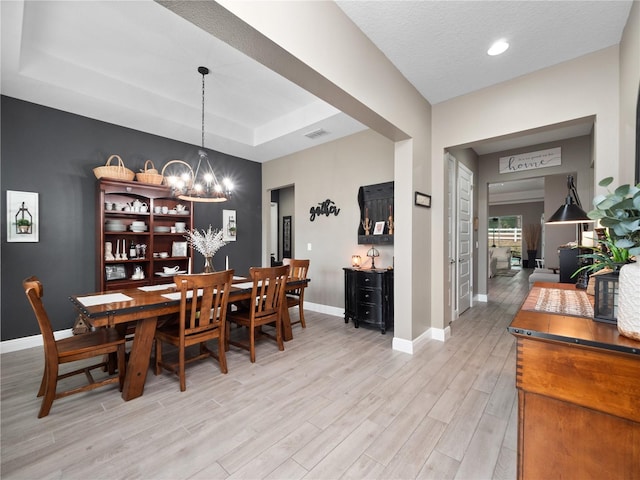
[1,1,632,162]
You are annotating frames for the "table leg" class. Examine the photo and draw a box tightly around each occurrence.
[281,306,293,342]
[122,316,157,401]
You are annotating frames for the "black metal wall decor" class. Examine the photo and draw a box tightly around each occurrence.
[358,181,394,245]
[309,199,340,221]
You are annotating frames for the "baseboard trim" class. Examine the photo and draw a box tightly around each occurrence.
[1,329,73,354]
[392,325,449,354]
[2,303,452,355]
[476,293,488,302]
[304,302,344,318]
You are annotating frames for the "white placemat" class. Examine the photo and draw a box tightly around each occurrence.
[76,293,133,307]
[161,289,204,301]
[138,283,175,292]
[233,282,254,289]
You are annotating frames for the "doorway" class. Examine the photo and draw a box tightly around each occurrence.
[269,185,295,264]
[488,215,523,266]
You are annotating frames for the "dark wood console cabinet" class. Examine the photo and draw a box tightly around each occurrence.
[343,268,393,334]
[509,282,640,479]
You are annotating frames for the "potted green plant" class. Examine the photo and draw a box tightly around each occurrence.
[581,177,640,340]
[589,177,640,256]
[16,218,31,234]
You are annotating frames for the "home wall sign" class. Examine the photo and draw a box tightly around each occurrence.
[309,199,340,221]
[499,147,561,174]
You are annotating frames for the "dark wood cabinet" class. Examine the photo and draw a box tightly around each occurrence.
[559,246,579,283]
[343,268,393,334]
[509,283,640,479]
[96,179,193,291]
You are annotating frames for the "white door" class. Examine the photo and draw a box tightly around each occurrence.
[457,163,473,314]
[270,202,278,261]
[447,154,458,320]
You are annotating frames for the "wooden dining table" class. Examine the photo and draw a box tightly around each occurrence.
[69,276,309,401]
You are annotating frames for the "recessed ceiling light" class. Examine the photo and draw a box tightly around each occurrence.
[487,40,509,56]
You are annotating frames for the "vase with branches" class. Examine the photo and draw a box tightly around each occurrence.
[184,225,227,273]
[523,223,541,266]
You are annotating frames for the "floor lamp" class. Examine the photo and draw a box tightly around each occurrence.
[546,175,594,287]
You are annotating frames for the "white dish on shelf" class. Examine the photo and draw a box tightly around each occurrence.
[154,226,171,233]
[155,270,187,277]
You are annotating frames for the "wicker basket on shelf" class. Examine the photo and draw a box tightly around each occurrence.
[135,160,164,185]
[93,155,135,181]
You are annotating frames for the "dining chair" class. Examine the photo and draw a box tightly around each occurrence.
[282,258,310,328]
[154,270,234,392]
[226,265,289,363]
[22,276,126,418]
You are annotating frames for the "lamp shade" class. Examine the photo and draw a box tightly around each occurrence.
[547,202,592,224]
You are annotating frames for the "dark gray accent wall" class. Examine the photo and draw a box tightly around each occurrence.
[1,96,262,341]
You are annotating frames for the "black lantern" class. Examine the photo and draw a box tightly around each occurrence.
[14,202,33,235]
[594,272,619,324]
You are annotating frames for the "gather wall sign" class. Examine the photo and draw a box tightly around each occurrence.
[309,199,340,221]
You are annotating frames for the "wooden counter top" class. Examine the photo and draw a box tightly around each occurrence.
[509,282,640,479]
[509,282,640,356]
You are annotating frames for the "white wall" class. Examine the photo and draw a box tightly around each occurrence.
[619,0,640,183]
[432,47,620,329]
[263,129,394,309]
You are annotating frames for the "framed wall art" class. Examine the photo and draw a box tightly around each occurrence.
[373,221,386,235]
[7,190,39,242]
[414,191,431,208]
[222,209,237,242]
[283,215,292,258]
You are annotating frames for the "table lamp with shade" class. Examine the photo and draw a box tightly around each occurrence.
[367,246,380,269]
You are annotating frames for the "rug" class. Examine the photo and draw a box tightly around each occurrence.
[494,269,517,277]
[532,287,594,317]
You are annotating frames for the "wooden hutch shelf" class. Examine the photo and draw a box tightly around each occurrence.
[96,179,193,291]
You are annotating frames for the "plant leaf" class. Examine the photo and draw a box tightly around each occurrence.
[599,177,614,187]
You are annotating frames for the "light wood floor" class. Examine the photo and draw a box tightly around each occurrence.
[1,270,531,479]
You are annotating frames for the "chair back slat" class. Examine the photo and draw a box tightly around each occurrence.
[173,271,233,337]
[249,265,289,321]
[283,258,310,296]
[23,277,58,357]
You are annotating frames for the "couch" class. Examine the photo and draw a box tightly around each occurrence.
[528,268,560,286]
[490,247,511,271]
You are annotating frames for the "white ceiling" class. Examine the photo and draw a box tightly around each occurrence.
[489,177,545,205]
[1,1,632,163]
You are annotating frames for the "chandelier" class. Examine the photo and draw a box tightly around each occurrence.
[163,66,233,202]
